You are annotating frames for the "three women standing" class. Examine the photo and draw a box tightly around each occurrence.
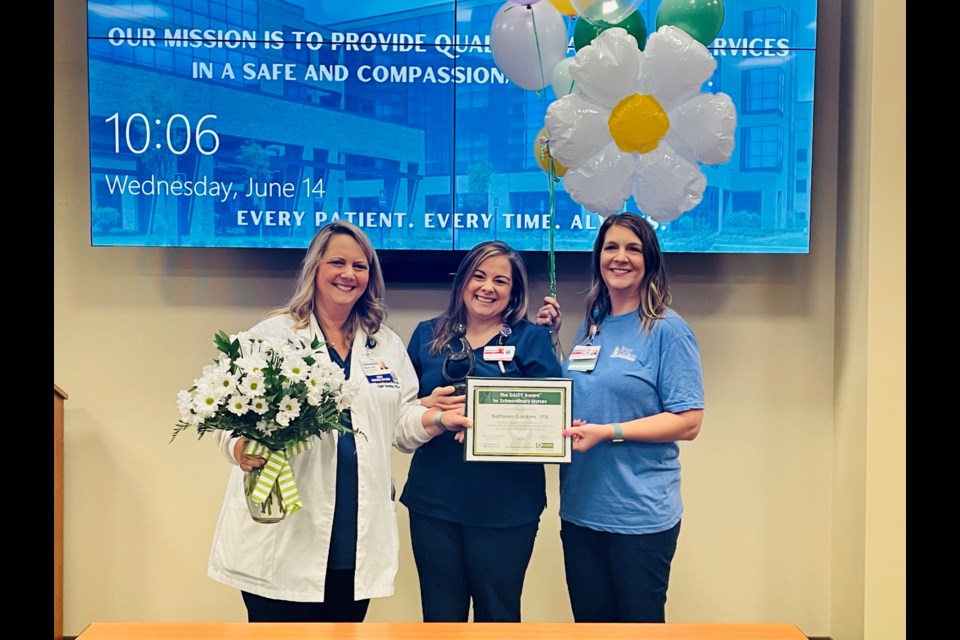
[204,215,701,625]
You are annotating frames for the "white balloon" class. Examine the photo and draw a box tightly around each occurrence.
[631,146,706,222]
[550,57,576,98]
[639,25,717,109]
[569,27,643,108]
[563,145,635,216]
[544,93,610,168]
[491,0,568,91]
[665,93,737,165]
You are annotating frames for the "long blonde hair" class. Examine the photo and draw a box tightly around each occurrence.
[268,221,387,339]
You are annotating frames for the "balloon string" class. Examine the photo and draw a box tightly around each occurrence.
[530,7,548,101]
[547,153,558,299]
[530,5,555,297]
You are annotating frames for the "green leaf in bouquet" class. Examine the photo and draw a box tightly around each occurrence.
[214,330,241,360]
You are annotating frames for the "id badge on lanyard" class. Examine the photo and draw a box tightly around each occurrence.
[483,324,515,374]
[568,344,600,371]
[568,324,600,372]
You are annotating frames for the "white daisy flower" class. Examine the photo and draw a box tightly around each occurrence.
[176,389,194,422]
[249,396,270,415]
[191,381,225,419]
[276,395,302,426]
[311,360,347,392]
[208,366,240,395]
[305,375,327,406]
[544,25,737,222]
[239,371,267,397]
[337,380,362,411]
[235,353,268,376]
[225,395,250,416]
[178,407,202,428]
[281,355,310,383]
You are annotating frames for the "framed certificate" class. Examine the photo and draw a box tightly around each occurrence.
[463,377,573,463]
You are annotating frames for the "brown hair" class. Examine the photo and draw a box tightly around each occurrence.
[579,213,671,339]
[428,241,530,355]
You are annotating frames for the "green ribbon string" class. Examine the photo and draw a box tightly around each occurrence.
[511,5,560,318]
[243,440,307,515]
[526,8,556,299]
[530,6,548,98]
[547,154,558,299]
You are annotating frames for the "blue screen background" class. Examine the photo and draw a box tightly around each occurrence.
[87,0,817,253]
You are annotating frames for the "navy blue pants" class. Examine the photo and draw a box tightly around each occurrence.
[560,519,681,623]
[409,511,539,622]
[241,569,369,622]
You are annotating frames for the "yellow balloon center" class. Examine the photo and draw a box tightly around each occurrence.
[608,94,669,154]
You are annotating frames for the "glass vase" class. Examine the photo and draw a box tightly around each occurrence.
[243,468,286,524]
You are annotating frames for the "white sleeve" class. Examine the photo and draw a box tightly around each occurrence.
[389,334,433,453]
[213,429,243,465]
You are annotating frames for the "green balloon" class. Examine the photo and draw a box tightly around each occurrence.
[656,0,725,46]
[573,11,648,52]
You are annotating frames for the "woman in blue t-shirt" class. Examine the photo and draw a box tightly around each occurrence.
[535,212,705,623]
[401,240,562,622]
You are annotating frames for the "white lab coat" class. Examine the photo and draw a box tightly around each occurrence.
[206,313,432,602]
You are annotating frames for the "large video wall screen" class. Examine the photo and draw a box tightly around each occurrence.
[87,0,817,253]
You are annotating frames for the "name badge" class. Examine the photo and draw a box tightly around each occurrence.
[483,345,515,362]
[567,345,600,372]
[360,359,397,385]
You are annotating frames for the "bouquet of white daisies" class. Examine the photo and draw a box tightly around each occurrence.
[173,329,360,520]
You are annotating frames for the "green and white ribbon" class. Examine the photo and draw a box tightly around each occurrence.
[243,440,311,515]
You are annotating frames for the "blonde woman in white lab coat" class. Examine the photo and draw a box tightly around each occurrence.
[207,221,470,622]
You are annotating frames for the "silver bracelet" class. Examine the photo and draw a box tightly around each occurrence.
[433,410,449,433]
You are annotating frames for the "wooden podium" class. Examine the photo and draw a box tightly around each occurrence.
[54,385,68,640]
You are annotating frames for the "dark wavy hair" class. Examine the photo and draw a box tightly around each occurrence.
[267,221,387,339]
[428,240,530,355]
[579,212,671,340]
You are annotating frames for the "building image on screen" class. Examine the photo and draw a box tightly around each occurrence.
[86,0,816,253]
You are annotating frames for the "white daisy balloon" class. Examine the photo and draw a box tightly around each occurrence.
[544,25,737,222]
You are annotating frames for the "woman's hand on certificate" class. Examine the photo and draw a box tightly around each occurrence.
[562,419,607,452]
[423,385,470,441]
[440,408,472,443]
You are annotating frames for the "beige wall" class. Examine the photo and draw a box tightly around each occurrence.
[831,0,907,639]
[54,0,905,638]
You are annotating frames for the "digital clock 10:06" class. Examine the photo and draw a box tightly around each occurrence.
[105,113,220,156]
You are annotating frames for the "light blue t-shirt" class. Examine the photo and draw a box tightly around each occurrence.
[559,309,704,534]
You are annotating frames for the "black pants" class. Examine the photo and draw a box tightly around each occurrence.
[241,569,370,622]
[409,511,539,622]
[560,519,681,623]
